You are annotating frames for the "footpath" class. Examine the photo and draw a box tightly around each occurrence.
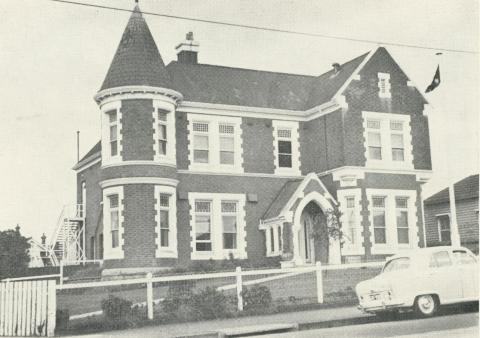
[71,305,373,338]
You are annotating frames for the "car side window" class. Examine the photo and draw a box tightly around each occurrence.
[453,250,477,265]
[429,251,452,268]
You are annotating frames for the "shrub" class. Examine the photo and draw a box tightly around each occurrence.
[188,287,233,320]
[162,281,195,319]
[241,285,272,312]
[100,295,132,328]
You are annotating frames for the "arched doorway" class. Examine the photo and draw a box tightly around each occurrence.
[298,202,329,264]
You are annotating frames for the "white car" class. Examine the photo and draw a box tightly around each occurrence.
[356,246,478,316]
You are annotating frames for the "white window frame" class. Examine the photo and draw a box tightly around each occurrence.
[337,189,364,255]
[102,186,124,259]
[221,200,239,250]
[265,223,283,257]
[101,101,122,166]
[273,120,300,176]
[154,185,177,258]
[362,111,413,170]
[153,99,176,166]
[187,114,243,173]
[366,189,418,255]
[378,72,391,98]
[436,213,451,243]
[188,192,247,260]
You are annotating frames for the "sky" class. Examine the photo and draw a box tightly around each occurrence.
[0,0,478,241]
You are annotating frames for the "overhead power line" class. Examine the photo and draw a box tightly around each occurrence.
[49,0,477,55]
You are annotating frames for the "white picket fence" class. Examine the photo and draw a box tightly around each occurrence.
[0,280,56,337]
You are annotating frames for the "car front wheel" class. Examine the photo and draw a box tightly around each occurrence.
[414,294,438,317]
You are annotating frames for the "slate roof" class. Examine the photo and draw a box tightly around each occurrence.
[166,52,368,110]
[73,141,101,170]
[262,179,303,220]
[100,5,172,91]
[424,174,479,205]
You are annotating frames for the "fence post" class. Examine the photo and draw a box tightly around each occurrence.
[235,266,243,311]
[146,272,153,320]
[316,261,324,304]
[59,261,64,286]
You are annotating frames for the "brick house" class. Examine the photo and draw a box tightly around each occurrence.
[72,5,433,272]
[424,174,479,253]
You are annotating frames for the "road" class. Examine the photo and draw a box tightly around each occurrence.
[255,312,478,338]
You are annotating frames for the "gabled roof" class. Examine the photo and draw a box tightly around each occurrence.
[263,180,303,220]
[424,174,479,205]
[100,5,171,91]
[72,141,101,170]
[166,51,368,111]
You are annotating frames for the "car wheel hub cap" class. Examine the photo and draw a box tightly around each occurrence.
[419,296,434,312]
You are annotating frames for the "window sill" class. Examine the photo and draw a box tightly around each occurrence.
[189,164,244,174]
[274,168,301,176]
[365,160,414,171]
[156,249,178,258]
[266,251,282,257]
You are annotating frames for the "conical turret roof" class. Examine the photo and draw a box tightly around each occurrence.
[100,5,171,91]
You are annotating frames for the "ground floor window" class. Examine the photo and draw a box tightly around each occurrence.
[265,224,282,257]
[102,186,124,259]
[189,193,247,260]
[155,185,177,258]
[366,189,417,255]
[437,214,451,243]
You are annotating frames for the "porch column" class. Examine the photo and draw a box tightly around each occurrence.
[328,237,341,264]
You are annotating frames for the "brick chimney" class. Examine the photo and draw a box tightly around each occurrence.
[175,32,199,64]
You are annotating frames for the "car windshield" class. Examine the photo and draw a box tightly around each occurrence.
[383,257,410,273]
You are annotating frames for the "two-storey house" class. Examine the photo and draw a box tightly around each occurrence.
[71,5,432,272]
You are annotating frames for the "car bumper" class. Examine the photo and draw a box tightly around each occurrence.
[358,301,405,313]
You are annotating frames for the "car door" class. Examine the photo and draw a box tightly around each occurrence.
[427,250,463,303]
[452,250,479,300]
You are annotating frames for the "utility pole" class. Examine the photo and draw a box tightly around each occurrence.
[76,131,80,162]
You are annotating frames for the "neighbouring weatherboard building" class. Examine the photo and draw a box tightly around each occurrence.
[71,5,433,272]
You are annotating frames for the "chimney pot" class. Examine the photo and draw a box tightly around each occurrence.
[176,32,199,64]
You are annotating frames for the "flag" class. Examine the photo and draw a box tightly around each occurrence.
[425,65,441,93]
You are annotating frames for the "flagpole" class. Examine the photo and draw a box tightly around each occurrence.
[435,52,461,247]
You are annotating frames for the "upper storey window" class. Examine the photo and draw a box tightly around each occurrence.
[101,101,122,166]
[153,103,176,166]
[108,111,119,157]
[378,72,391,98]
[187,114,243,173]
[362,111,413,169]
[273,120,300,176]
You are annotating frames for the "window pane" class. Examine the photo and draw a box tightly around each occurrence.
[159,124,167,140]
[438,215,450,230]
[108,111,117,123]
[374,228,386,244]
[160,210,169,228]
[193,122,208,132]
[367,120,381,129]
[160,229,169,247]
[220,151,234,164]
[279,154,292,168]
[195,201,211,213]
[392,148,404,161]
[219,124,234,134]
[111,230,119,248]
[158,110,167,121]
[396,210,408,228]
[372,197,385,208]
[278,129,292,138]
[390,121,403,131]
[196,242,212,251]
[430,251,452,267]
[220,136,234,151]
[346,197,355,208]
[110,210,119,230]
[373,210,386,227]
[222,215,237,232]
[221,202,237,213]
[397,228,409,244]
[277,227,282,251]
[194,150,209,163]
[110,125,117,141]
[195,215,211,233]
[159,140,167,155]
[110,141,118,156]
[369,147,382,160]
[368,132,381,146]
[109,195,119,208]
[441,230,451,243]
[159,194,169,207]
[223,233,236,249]
[194,135,209,149]
[278,140,292,154]
[391,134,404,148]
[270,227,275,252]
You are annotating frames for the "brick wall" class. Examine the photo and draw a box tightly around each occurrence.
[176,111,189,170]
[101,164,177,181]
[242,117,275,174]
[76,162,102,260]
[120,99,155,161]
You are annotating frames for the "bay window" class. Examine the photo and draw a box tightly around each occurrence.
[109,194,119,248]
[159,193,170,247]
[108,110,118,157]
[102,185,123,259]
[154,185,177,258]
[157,110,167,156]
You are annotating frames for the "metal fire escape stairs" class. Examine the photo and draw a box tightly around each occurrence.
[47,204,86,266]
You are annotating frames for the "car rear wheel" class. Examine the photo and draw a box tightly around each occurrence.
[414,294,438,317]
